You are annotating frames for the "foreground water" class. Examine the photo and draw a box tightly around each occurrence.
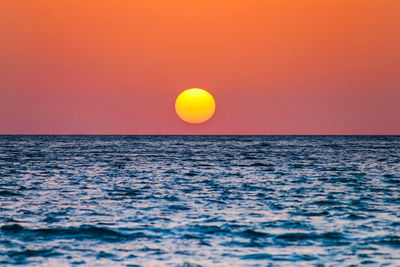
[0,135,399,266]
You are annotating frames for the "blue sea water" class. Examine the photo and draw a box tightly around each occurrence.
[0,135,399,266]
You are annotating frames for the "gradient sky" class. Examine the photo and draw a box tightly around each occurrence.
[1,0,399,134]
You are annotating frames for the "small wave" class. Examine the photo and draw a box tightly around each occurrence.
[240,229,270,239]
[1,224,157,242]
[275,232,345,242]
[0,190,21,197]
[221,240,265,248]
[249,162,274,167]
[312,200,338,206]
[185,171,199,177]
[295,211,330,217]
[97,251,117,259]
[163,195,180,201]
[241,253,272,260]
[5,249,62,264]
[275,232,318,241]
[365,235,400,248]
[189,224,231,235]
[168,205,190,211]
[346,213,372,220]
[139,247,165,255]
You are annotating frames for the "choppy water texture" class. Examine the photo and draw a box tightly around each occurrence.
[0,136,400,266]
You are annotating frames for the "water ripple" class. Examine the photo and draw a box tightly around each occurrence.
[0,135,399,266]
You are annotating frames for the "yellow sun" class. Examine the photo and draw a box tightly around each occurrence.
[175,88,216,124]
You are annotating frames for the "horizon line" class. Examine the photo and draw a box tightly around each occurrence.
[0,134,399,136]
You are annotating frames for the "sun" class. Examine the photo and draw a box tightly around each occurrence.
[175,88,216,124]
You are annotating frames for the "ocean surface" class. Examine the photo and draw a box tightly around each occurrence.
[0,135,399,266]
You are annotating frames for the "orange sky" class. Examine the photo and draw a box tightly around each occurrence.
[1,0,399,134]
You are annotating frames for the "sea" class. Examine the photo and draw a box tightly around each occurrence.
[0,135,399,266]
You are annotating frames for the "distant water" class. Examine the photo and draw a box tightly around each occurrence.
[0,135,399,266]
